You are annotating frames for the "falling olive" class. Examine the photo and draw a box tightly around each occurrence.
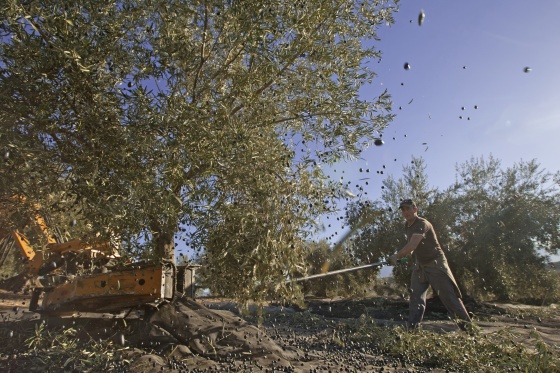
[523,67,532,73]
[418,10,425,26]
[374,138,384,146]
[404,62,411,70]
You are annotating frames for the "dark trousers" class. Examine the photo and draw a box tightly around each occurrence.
[408,259,471,328]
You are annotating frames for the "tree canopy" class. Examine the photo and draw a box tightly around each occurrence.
[1,0,397,303]
[441,156,560,302]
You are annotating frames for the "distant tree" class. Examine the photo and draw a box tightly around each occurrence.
[348,156,437,288]
[440,156,560,302]
[0,0,397,303]
[348,155,560,304]
[296,239,372,298]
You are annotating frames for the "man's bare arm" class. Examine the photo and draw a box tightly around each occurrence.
[389,233,423,265]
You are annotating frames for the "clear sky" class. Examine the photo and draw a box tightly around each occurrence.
[356,0,560,192]
[320,0,560,266]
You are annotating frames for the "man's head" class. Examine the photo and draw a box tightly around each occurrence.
[399,199,418,223]
[398,199,416,209]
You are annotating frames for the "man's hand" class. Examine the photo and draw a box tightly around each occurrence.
[388,254,399,266]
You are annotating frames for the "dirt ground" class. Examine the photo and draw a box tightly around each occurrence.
[0,289,559,372]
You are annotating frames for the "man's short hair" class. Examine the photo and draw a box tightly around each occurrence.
[399,199,417,209]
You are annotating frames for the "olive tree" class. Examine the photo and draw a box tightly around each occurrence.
[347,156,438,287]
[293,239,372,299]
[441,156,560,302]
[349,155,560,303]
[0,0,396,303]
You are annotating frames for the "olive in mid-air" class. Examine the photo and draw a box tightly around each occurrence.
[418,10,425,26]
[374,138,384,146]
[404,62,411,70]
[524,67,532,73]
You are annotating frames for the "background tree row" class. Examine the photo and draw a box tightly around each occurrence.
[310,155,560,304]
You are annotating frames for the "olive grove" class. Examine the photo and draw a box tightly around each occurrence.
[347,155,560,303]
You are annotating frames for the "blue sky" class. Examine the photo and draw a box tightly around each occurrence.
[358,0,560,190]
[320,0,560,266]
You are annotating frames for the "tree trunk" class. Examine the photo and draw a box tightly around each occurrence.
[154,230,175,263]
[150,219,177,263]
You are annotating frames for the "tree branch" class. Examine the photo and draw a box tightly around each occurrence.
[192,2,209,101]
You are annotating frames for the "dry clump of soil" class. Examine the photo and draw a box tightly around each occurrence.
[0,290,559,372]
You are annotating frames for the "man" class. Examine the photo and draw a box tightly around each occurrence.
[389,199,472,331]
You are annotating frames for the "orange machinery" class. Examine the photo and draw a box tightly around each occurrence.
[0,197,176,315]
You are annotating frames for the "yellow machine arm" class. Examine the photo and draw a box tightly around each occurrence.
[1,197,182,316]
[31,262,176,314]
